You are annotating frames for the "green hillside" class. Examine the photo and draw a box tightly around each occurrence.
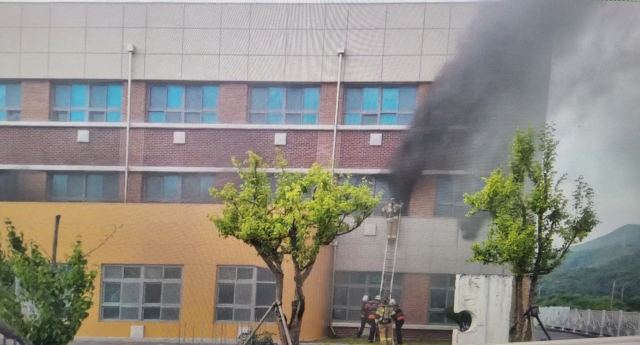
[539,224,640,310]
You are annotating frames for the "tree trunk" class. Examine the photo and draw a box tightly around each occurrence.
[272,270,290,345]
[511,276,526,342]
[288,269,306,345]
[523,276,538,342]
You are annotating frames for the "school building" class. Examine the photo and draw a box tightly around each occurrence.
[0,1,505,342]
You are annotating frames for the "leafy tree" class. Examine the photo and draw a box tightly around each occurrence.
[0,219,97,345]
[210,152,380,345]
[464,125,598,341]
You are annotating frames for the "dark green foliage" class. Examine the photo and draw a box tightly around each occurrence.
[0,219,97,345]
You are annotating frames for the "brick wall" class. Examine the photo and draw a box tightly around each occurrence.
[409,176,437,217]
[125,172,143,203]
[337,131,405,169]
[21,80,50,121]
[417,82,430,104]
[125,81,147,122]
[0,128,123,165]
[219,84,248,123]
[319,83,344,125]
[18,171,47,201]
[402,273,431,325]
[141,129,319,168]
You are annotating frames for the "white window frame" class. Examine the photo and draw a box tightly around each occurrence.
[100,265,183,322]
[215,266,276,323]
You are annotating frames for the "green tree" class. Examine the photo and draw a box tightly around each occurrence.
[464,125,598,341]
[0,220,97,345]
[209,152,380,345]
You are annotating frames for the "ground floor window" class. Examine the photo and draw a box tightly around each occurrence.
[332,271,403,322]
[215,266,276,322]
[101,265,183,321]
[428,274,456,324]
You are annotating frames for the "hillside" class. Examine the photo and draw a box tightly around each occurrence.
[540,224,640,298]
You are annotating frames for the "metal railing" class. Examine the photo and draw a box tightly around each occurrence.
[539,307,640,337]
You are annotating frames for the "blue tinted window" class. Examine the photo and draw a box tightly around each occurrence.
[398,114,412,125]
[71,85,87,107]
[286,88,304,110]
[6,85,20,107]
[302,114,317,124]
[150,87,166,109]
[203,86,218,109]
[186,87,203,110]
[70,111,86,122]
[304,88,320,110]
[108,85,123,108]
[436,176,453,203]
[0,111,5,121]
[362,88,378,111]
[200,176,215,197]
[0,85,5,107]
[91,85,107,108]
[51,175,67,199]
[149,112,165,123]
[380,113,397,125]
[163,176,181,199]
[86,175,103,201]
[55,85,71,107]
[266,114,282,124]
[345,89,362,111]
[268,88,283,110]
[202,112,217,123]
[345,114,360,125]
[167,86,183,109]
[382,88,399,111]
[251,88,268,110]
[106,111,121,122]
[399,87,416,110]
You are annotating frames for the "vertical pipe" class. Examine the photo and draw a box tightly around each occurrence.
[124,46,134,202]
[51,215,61,265]
[617,310,624,337]
[389,213,401,298]
[330,49,345,176]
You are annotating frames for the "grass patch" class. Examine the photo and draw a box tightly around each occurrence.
[312,338,449,345]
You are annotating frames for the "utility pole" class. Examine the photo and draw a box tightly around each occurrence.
[610,279,616,309]
[52,215,61,265]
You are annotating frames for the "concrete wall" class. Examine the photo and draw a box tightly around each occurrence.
[335,216,505,275]
[0,2,483,82]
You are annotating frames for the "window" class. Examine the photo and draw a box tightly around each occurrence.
[344,87,417,125]
[144,174,215,203]
[216,266,276,322]
[435,175,483,217]
[0,170,19,201]
[428,274,456,324]
[52,84,122,122]
[332,271,403,321]
[0,83,21,121]
[348,175,406,216]
[148,85,218,123]
[249,87,319,124]
[101,265,183,321]
[49,173,119,202]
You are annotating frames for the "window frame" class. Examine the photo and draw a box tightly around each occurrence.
[435,175,483,218]
[215,265,277,323]
[248,86,320,125]
[0,83,22,121]
[343,86,418,125]
[427,274,456,325]
[51,83,123,122]
[147,84,219,123]
[331,271,403,322]
[143,174,216,203]
[100,265,184,322]
[0,170,19,201]
[47,172,120,202]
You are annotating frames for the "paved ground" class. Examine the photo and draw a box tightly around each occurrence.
[534,328,594,341]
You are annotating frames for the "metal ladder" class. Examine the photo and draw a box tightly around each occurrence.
[378,217,400,300]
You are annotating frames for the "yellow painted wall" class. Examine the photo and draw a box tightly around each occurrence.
[0,202,333,340]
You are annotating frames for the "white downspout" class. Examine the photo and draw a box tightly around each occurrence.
[330,48,345,176]
[124,44,135,203]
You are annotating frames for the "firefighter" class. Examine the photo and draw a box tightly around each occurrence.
[376,297,393,345]
[356,295,369,338]
[389,299,405,345]
[366,296,381,343]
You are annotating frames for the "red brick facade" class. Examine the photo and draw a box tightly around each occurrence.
[17,171,47,201]
[21,80,50,121]
[402,274,431,325]
[409,176,437,217]
[337,131,405,169]
[124,81,147,123]
[219,84,248,124]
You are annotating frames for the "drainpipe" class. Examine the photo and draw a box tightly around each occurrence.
[330,48,345,177]
[124,44,135,203]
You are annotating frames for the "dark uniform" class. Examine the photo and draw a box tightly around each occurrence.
[366,301,379,342]
[390,305,405,345]
[357,299,369,338]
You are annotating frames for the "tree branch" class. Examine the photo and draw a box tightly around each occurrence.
[85,225,122,257]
